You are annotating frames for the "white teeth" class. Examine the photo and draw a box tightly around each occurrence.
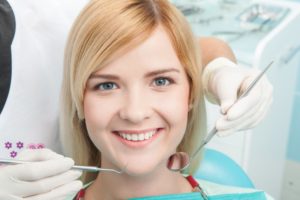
[145,132,150,140]
[132,134,138,141]
[138,134,144,141]
[125,134,131,140]
[118,130,157,141]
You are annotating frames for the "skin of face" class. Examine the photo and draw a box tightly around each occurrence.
[83,26,190,177]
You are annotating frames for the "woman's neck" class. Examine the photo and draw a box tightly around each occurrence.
[85,167,192,200]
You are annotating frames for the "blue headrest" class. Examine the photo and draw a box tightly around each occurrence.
[193,148,255,188]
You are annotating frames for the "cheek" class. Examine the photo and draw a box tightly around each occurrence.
[83,94,113,135]
[166,84,190,117]
[155,85,190,132]
[84,95,100,130]
[83,95,102,149]
[83,93,118,154]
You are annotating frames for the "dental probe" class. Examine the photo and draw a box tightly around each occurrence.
[0,158,123,174]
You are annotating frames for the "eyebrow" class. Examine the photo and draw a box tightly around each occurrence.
[89,74,119,80]
[89,68,181,80]
[145,68,180,78]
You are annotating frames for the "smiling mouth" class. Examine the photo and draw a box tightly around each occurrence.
[113,128,161,142]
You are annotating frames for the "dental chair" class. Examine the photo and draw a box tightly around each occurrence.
[194,148,255,188]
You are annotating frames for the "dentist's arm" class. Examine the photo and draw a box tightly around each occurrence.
[199,37,273,136]
[200,37,236,67]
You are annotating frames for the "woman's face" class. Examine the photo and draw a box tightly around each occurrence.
[83,26,190,176]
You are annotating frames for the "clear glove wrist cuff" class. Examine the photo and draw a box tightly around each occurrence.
[202,57,237,104]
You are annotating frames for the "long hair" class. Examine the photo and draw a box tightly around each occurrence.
[60,0,206,183]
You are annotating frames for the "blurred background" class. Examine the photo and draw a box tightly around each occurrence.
[171,0,300,199]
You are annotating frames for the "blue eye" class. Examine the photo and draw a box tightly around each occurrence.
[97,82,117,90]
[153,77,171,86]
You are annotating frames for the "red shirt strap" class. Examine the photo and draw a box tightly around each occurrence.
[74,189,85,200]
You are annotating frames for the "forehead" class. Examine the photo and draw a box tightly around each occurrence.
[95,26,184,74]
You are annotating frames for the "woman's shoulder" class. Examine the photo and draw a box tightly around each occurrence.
[198,178,274,200]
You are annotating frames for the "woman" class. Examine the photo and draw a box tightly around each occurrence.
[61,0,273,199]
[0,0,272,199]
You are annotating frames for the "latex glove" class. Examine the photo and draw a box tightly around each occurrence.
[0,149,82,200]
[202,57,273,136]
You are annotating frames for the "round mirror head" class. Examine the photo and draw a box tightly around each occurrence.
[167,152,190,172]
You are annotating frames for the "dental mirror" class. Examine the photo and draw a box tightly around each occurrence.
[167,61,274,172]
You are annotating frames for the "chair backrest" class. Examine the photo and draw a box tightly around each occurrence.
[193,148,255,188]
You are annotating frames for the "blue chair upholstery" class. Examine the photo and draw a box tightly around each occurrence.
[193,148,255,188]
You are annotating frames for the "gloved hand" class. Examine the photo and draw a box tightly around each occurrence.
[202,57,273,136]
[0,148,82,200]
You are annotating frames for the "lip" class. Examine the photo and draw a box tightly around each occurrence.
[112,128,163,148]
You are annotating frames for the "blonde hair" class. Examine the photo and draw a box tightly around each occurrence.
[60,0,206,183]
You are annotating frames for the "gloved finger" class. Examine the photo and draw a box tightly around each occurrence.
[217,93,273,135]
[217,129,243,137]
[216,97,263,131]
[230,97,271,132]
[216,72,245,113]
[226,75,266,120]
[17,148,63,161]
[0,193,21,200]
[10,157,75,181]
[239,84,273,129]
[215,114,239,136]
[17,170,82,197]
[237,94,273,130]
[26,180,83,200]
[227,77,272,121]
[216,91,267,135]
[206,66,245,111]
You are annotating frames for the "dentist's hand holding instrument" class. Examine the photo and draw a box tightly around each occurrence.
[202,58,273,136]
[0,149,125,200]
[168,61,274,172]
[0,149,82,200]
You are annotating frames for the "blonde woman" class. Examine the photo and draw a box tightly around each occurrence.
[60,0,273,199]
[0,1,272,200]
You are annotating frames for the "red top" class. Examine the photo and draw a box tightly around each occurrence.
[74,175,199,200]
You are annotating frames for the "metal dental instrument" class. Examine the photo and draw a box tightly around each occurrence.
[0,158,124,174]
[168,61,274,172]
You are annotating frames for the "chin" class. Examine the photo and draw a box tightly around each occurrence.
[122,161,163,177]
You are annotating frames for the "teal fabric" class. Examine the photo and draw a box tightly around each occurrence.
[65,173,265,200]
[65,186,267,200]
[129,192,202,200]
[129,191,266,200]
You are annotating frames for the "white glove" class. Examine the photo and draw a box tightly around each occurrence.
[203,57,273,136]
[0,149,82,200]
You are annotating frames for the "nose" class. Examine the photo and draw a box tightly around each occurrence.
[119,89,152,123]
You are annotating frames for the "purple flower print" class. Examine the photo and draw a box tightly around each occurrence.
[37,143,45,149]
[10,151,17,158]
[16,141,24,149]
[27,143,37,149]
[27,143,45,149]
[5,142,12,149]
